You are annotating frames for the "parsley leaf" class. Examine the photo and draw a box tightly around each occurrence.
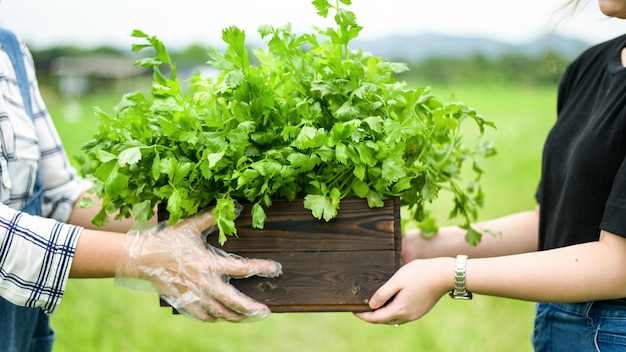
[80,0,496,246]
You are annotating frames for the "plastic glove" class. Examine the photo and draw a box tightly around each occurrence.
[115,208,282,322]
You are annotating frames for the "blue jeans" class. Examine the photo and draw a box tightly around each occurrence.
[0,184,52,351]
[0,297,54,352]
[532,301,626,351]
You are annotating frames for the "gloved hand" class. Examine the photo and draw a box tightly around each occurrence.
[115,208,282,322]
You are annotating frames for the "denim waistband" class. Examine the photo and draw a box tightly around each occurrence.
[546,300,626,319]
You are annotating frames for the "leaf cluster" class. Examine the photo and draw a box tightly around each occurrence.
[80,0,495,245]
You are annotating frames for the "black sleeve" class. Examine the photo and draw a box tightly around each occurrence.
[601,143,626,237]
[535,62,576,205]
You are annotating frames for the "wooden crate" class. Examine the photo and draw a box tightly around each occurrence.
[159,197,401,313]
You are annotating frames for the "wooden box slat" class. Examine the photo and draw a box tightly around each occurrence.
[211,198,399,252]
[159,197,401,313]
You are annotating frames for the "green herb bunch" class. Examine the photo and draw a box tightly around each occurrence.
[80,0,496,245]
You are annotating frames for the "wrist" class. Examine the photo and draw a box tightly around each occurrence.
[432,256,458,296]
[402,229,441,261]
[449,254,473,300]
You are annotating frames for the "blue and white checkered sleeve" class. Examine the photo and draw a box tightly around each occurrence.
[0,203,82,314]
[23,43,93,223]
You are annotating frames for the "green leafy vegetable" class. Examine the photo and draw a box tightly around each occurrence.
[80,0,496,245]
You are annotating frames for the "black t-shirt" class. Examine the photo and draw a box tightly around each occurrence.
[536,33,626,251]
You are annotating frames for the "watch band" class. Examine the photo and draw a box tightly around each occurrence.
[449,254,473,300]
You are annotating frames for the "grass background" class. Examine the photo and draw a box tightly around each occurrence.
[42,82,556,351]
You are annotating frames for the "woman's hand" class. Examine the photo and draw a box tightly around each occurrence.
[115,209,282,322]
[355,257,454,325]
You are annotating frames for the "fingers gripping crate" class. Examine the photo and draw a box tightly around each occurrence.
[159,197,402,313]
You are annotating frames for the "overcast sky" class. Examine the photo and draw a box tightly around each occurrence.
[0,0,624,51]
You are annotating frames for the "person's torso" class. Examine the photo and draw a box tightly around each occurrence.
[538,33,626,250]
[0,46,40,210]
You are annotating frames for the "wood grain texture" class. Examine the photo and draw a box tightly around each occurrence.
[159,197,401,312]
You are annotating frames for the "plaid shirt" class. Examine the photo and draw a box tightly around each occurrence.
[0,35,92,314]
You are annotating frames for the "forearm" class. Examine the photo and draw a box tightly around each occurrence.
[66,191,136,278]
[68,191,155,233]
[467,231,626,302]
[69,228,126,278]
[404,207,539,260]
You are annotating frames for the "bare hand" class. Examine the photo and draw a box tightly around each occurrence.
[355,258,453,326]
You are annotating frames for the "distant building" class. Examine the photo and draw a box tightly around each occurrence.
[50,56,150,98]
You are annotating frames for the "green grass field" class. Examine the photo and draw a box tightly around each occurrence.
[42,82,556,352]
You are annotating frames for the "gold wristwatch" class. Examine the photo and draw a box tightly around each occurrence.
[449,254,473,300]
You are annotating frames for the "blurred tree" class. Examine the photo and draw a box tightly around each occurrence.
[399,51,570,86]
[29,42,573,96]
